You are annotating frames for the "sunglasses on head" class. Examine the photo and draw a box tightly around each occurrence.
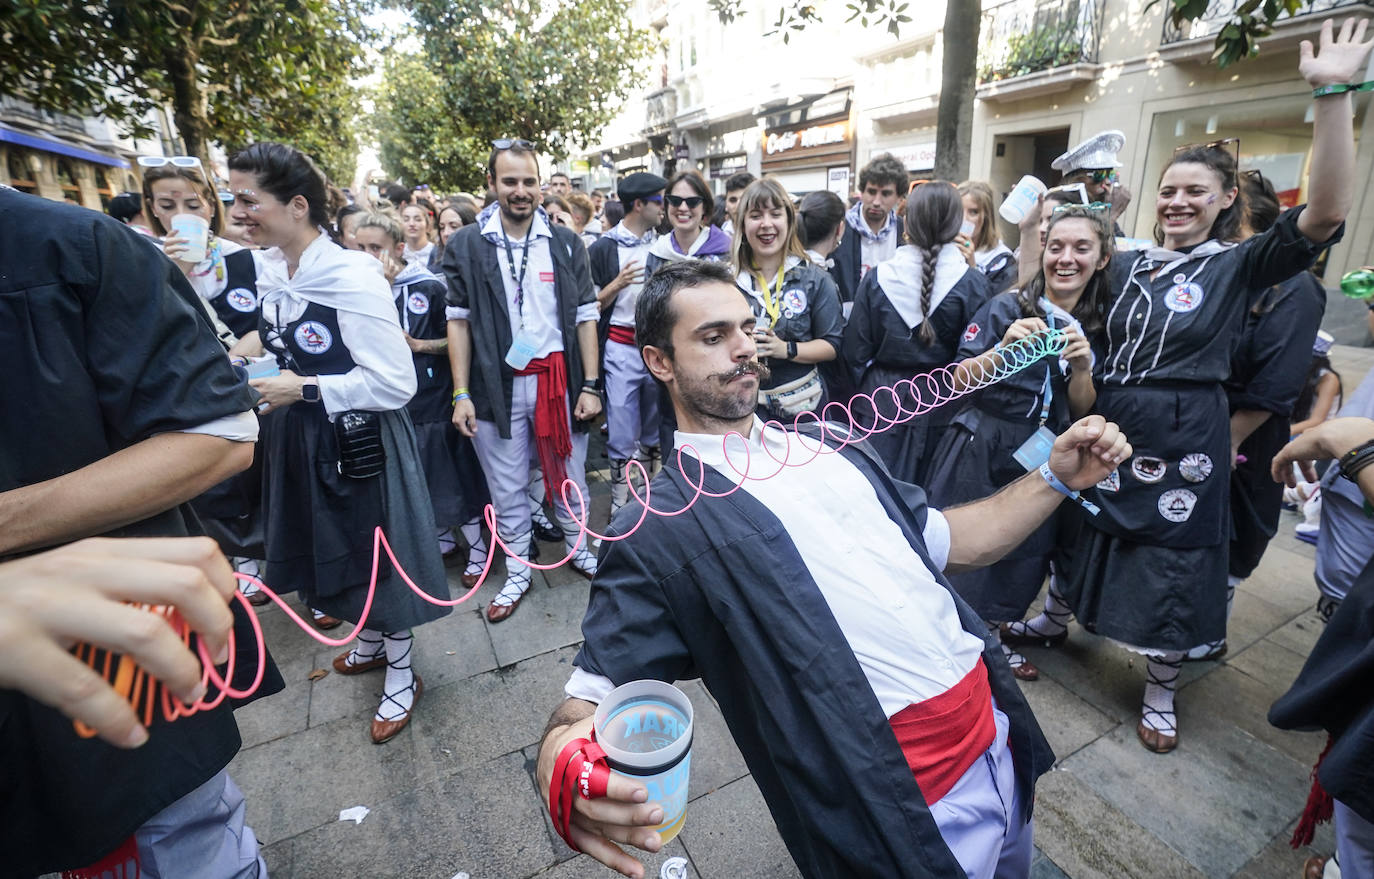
[1175,137,1241,163]
[492,138,536,150]
[1045,183,1090,205]
[138,155,212,191]
[908,178,932,193]
[1052,201,1112,215]
[666,195,704,208]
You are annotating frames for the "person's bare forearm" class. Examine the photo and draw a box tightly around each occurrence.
[0,433,254,555]
[578,321,600,381]
[1230,408,1271,451]
[447,319,472,390]
[1300,92,1355,240]
[1068,371,1096,420]
[228,331,263,358]
[944,469,1063,571]
[537,697,598,797]
[791,339,837,365]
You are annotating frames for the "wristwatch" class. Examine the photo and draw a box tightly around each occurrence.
[301,378,321,403]
[786,340,798,360]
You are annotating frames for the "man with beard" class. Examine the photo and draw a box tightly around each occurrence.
[442,140,602,623]
[536,259,1134,879]
[829,153,907,305]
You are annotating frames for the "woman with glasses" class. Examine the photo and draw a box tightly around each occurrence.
[1006,18,1373,755]
[926,205,1108,681]
[841,181,991,484]
[644,170,732,276]
[731,177,843,422]
[227,142,450,744]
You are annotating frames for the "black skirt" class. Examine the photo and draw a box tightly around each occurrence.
[411,417,489,528]
[261,405,451,632]
[1229,414,1290,579]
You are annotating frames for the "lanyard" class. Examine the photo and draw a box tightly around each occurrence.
[1037,368,1053,425]
[501,228,533,325]
[750,263,786,328]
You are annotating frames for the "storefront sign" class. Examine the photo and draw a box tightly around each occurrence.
[828,166,850,198]
[766,122,848,156]
[880,141,937,172]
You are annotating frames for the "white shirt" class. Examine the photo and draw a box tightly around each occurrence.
[567,418,986,717]
[604,223,656,328]
[403,242,434,266]
[861,232,899,280]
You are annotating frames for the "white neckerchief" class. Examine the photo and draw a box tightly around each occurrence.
[974,242,1012,272]
[254,230,398,326]
[650,226,709,261]
[1139,239,1236,275]
[874,244,968,330]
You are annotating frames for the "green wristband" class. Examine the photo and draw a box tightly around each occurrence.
[1312,81,1374,99]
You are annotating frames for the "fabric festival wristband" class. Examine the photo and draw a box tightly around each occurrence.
[1039,462,1101,516]
[1338,439,1374,483]
[1312,81,1374,98]
[452,391,471,403]
[549,736,611,852]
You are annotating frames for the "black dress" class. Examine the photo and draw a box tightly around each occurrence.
[842,260,990,485]
[1060,207,1340,651]
[926,292,1079,622]
[392,266,488,529]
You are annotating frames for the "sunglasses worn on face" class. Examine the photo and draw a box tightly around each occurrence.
[666,195,704,208]
[1087,169,1119,184]
[492,138,536,150]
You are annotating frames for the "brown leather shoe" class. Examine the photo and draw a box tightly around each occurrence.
[332,649,387,676]
[461,571,481,588]
[1136,720,1178,754]
[1011,659,1040,682]
[311,612,343,631]
[371,674,423,744]
[245,589,272,607]
[1303,856,1328,879]
[486,593,523,623]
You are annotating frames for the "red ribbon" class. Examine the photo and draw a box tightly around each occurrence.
[549,733,612,851]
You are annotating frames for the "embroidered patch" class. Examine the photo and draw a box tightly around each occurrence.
[963,322,981,342]
[1164,282,1204,313]
[781,288,807,319]
[1179,452,1213,483]
[225,287,257,313]
[539,271,556,283]
[1096,469,1121,492]
[407,292,429,315]
[1130,456,1167,484]
[1158,488,1198,523]
[293,320,333,355]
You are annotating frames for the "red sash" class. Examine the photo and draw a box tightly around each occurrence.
[888,657,996,805]
[607,324,636,346]
[514,353,572,505]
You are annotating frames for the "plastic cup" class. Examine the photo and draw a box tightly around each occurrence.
[998,175,1047,225]
[170,213,209,263]
[593,680,694,843]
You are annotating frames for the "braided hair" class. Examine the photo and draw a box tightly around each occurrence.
[904,182,963,345]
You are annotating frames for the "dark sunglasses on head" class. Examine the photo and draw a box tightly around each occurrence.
[666,195,704,208]
[492,138,536,150]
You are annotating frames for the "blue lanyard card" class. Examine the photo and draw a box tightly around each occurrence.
[1013,425,1058,472]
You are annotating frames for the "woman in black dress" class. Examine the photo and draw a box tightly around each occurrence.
[1006,18,1371,753]
[228,142,450,744]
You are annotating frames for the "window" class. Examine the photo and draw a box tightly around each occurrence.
[56,159,81,204]
[6,149,37,194]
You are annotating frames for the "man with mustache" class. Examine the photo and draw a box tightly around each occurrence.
[442,139,603,623]
[536,259,1134,879]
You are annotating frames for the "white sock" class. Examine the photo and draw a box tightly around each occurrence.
[993,624,1028,670]
[1141,651,1182,734]
[345,627,385,667]
[376,631,416,722]
[610,458,630,517]
[1006,569,1071,638]
[437,527,457,555]
[492,531,533,607]
[460,517,487,576]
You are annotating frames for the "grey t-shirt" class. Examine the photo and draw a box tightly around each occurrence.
[1317,366,1374,601]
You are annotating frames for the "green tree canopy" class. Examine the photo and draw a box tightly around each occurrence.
[370,48,490,192]
[397,0,656,181]
[1,0,371,178]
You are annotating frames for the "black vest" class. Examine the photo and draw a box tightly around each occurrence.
[207,248,260,339]
[261,301,358,376]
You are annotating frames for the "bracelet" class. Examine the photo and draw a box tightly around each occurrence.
[548,736,611,852]
[582,377,603,392]
[1038,462,1101,516]
[579,387,602,398]
[1338,439,1374,483]
[452,390,471,403]
[786,339,798,360]
[1312,81,1374,99]
[454,386,469,395]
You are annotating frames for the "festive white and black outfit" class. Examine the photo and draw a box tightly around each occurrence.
[566,420,1055,878]
[441,204,601,612]
[391,260,490,578]
[973,243,1017,296]
[255,232,449,730]
[738,255,845,422]
[828,202,902,305]
[403,240,434,267]
[0,188,282,876]
[842,245,991,484]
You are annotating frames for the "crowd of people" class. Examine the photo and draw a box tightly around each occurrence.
[4,15,1374,879]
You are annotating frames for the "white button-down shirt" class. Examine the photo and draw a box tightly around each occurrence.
[568,418,986,717]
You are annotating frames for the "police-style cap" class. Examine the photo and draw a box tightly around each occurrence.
[1052,130,1126,174]
[618,172,668,204]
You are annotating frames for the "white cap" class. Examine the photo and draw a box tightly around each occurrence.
[1052,130,1126,174]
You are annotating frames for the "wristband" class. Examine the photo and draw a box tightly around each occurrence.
[452,390,471,403]
[1039,462,1101,516]
[583,377,603,392]
[548,735,611,852]
[1338,439,1374,483]
[1312,81,1374,98]
[786,339,798,360]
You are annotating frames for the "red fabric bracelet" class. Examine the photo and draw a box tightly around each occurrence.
[548,733,611,851]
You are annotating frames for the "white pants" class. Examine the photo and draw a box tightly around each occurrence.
[473,374,591,539]
[604,338,659,460]
[928,704,1033,879]
[136,770,266,879]
[1337,799,1374,879]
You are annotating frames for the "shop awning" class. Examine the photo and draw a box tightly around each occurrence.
[0,125,131,168]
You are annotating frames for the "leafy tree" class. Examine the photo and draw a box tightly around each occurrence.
[369,49,490,192]
[402,0,656,167]
[0,0,371,171]
[225,60,362,185]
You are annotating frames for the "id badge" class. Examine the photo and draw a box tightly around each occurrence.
[1012,425,1058,472]
[505,328,539,370]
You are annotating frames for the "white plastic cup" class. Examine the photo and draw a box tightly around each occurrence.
[998,175,1047,225]
[169,213,209,263]
[593,680,694,843]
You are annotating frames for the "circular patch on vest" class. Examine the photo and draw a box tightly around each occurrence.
[1158,488,1198,523]
[1130,456,1167,484]
[293,320,333,355]
[1164,282,1204,313]
[225,287,257,313]
[781,288,807,319]
[1179,452,1213,483]
[407,292,429,315]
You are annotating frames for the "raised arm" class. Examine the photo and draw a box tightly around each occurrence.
[1297,17,1374,242]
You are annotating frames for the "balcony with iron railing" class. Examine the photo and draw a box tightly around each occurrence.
[976,0,1107,101]
[1159,0,1374,60]
[645,87,679,134]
